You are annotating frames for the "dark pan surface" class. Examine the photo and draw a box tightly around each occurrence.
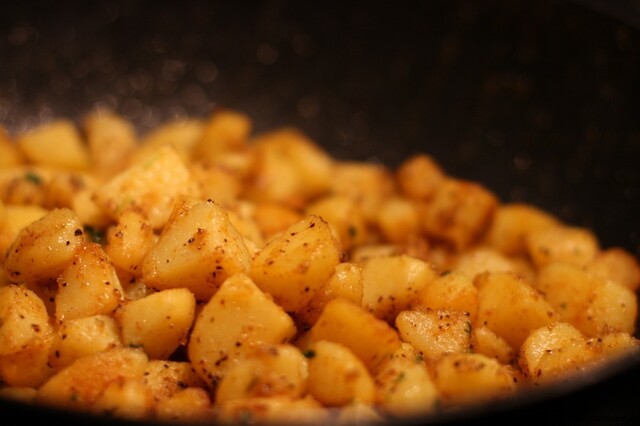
[1,0,639,424]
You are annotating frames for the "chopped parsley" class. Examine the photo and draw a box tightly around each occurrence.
[84,225,106,245]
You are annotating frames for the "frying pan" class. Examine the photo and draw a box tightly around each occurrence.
[1,0,639,424]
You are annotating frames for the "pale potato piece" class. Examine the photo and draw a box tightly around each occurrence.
[475,271,555,350]
[83,111,138,178]
[142,360,207,402]
[0,336,54,387]
[396,309,472,360]
[191,163,243,207]
[374,343,440,416]
[306,340,375,406]
[415,271,479,323]
[454,246,520,279]
[395,154,445,201]
[525,225,600,268]
[49,315,122,370]
[194,109,252,164]
[0,166,52,206]
[431,353,517,406]
[420,178,498,250]
[4,208,85,285]
[588,332,640,361]
[105,210,157,276]
[56,243,124,322]
[483,203,559,256]
[36,347,148,409]
[133,118,205,163]
[574,279,637,337]
[518,322,594,384]
[188,274,296,387]
[93,144,201,229]
[0,386,37,403]
[0,285,52,355]
[216,344,308,403]
[375,197,421,244]
[306,195,368,251]
[304,298,401,372]
[0,127,24,169]
[471,326,515,365]
[361,254,438,322]
[70,188,112,229]
[216,395,329,425]
[92,379,154,420]
[154,387,213,423]
[17,120,90,171]
[586,247,640,292]
[250,215,342,313]
[142,198,251,301]
[252,201,304,240]
[118,288,196,359]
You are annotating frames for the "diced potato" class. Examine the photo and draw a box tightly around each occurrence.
[0,386,37,403]
[4,208,85,285]
[71,188,111,228]
[475,271,555,350]
[375,197,421,244]
[483,203,559,256]
[250,215,342,313]
[471,326,515,364]
[133,118,205,163]
[420,178,498,250]
[154,387,213,423]
[0,285,52,355]
[454,247,520,279]
[415,271,479,323]
[297,262,364,327]
[395,154,445,201]
[36,347,148,409]
[191,163,243,207]
[105,210,157,276]
[374,343,440,416]
[396,309,472,360]
[193,109,252,164]
[588,332,640,361]
[306,195,368,251]
[117,288,196,359]
[303,299,401,372]
[0,166,51,206]
[574,279,637,337]
[0,336,54,387]
[0,127,24,169]
[225,201,264,248]
[350,244,401,265]
[431,353,517,406]
[306,340,375,406]
[92,379,154,420]
[216,344,308,403]
[142,198,251,301]
[83,111,138,179]
[93,145,201,229]
[216,395,329,425]
[188,274,296,387]
[56,243,124,322]
[518,322,594,384]
[142,360,207,402]
[17,120,90,171]
[525,225,599,268]
[361,255,438,322]
[49,315,122,370]
[586,247,640,291]
[42,171,96,210]
[252,201,304,240]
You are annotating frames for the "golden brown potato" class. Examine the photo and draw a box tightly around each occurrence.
[17,120,90,171]
[375,197,421,244]
[306,195,368,251]
[154,387,213,422]
[585,247,640,292]
[132,118,204,163]
[193,109,252,164]
[395,154,445,201]
[83,111,138,179]
[105,210,157,276]
[0,127,24,169]
[142,360,207,402]
[415,271,479,323]
[525,225,600,268]
[91,379,154,420]
[0,285,52,355]
[471,326,515,365]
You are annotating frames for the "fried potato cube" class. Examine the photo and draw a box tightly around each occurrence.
[36,347,148,409]
[395,154,445,201]
[396,309,472,360]
[83,111,138,179]
[93,145,200,229]
[191,163,244,207]
[306,195,368,251]
[188,274,296,387]
[518,322,594,384]
[454,247,521,279]
[17,120,90,171]
[361,255,438,322]
[306,340,375,406]
[117,288,196,359]
[142,198,251,301]
[374,343,440,416]
[132,119,205,163]
[588,332,640,361]
[0,127,24,169]
[483,203,559,256]
[105,210,157,276]
[475,271,555,350]
[0,285,52,355]
[154,387,213,423]
[0,204,48,262]
[585,247,640,292]
[244,129,333,207]
[49,315,122,370]
[375,197,421,244]
[471,326,515,364]
[304,299,401,372]
[194,109,252,164]
[252,201,304,240]
[250,215,342,313]
[575,279,637,337]
[92,379,154,420]
[216,344,308,403]
[525,225,599,268]
[431,353,517,406]
[420,178,498,250]
[4,208,85,285]
[216,395,329,425]
[415,271,479,323]
[55,243,124,322]
[142,360,207,402]
[0,336,54,387]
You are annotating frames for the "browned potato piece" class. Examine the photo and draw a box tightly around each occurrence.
[217,395,329,425]
[574,279,637,337]
[0,127,24,169]
[454,247,520,279]
[252,201,304,240]
[395,154,445,201]
[17,120,90,171]
[304,298,401,372]
[92,379,154,420]
[154,387,213,422]
[396,309,472,360]
[188,274,296,387]
[471,326,515,364]
[0,285,52,355]
[83,111,138,179]
[475,271,555,350]
[250,215,342,313]
[525,225,600,268]
[586,247,640,292]
[105,210,157,276]
[142,198,251,301]
[361,254,438,322]
[142,360,207,402]
[420,178,498,250]
[194,109,252,164]
[132,119,205,163]
[306,195,368,251]
[56,243,124,322]
[0,336,54,388]
[415,271,479,323]
[375,197,421,244]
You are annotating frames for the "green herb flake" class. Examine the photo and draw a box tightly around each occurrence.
[24,171,42,185]
[414,353,425,363]
[394,371,406,384]
[84,225,106,245]
[303,349,316,359]
[560,302,568,310]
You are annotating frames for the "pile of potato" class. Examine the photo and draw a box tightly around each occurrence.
[0,109,638,424]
